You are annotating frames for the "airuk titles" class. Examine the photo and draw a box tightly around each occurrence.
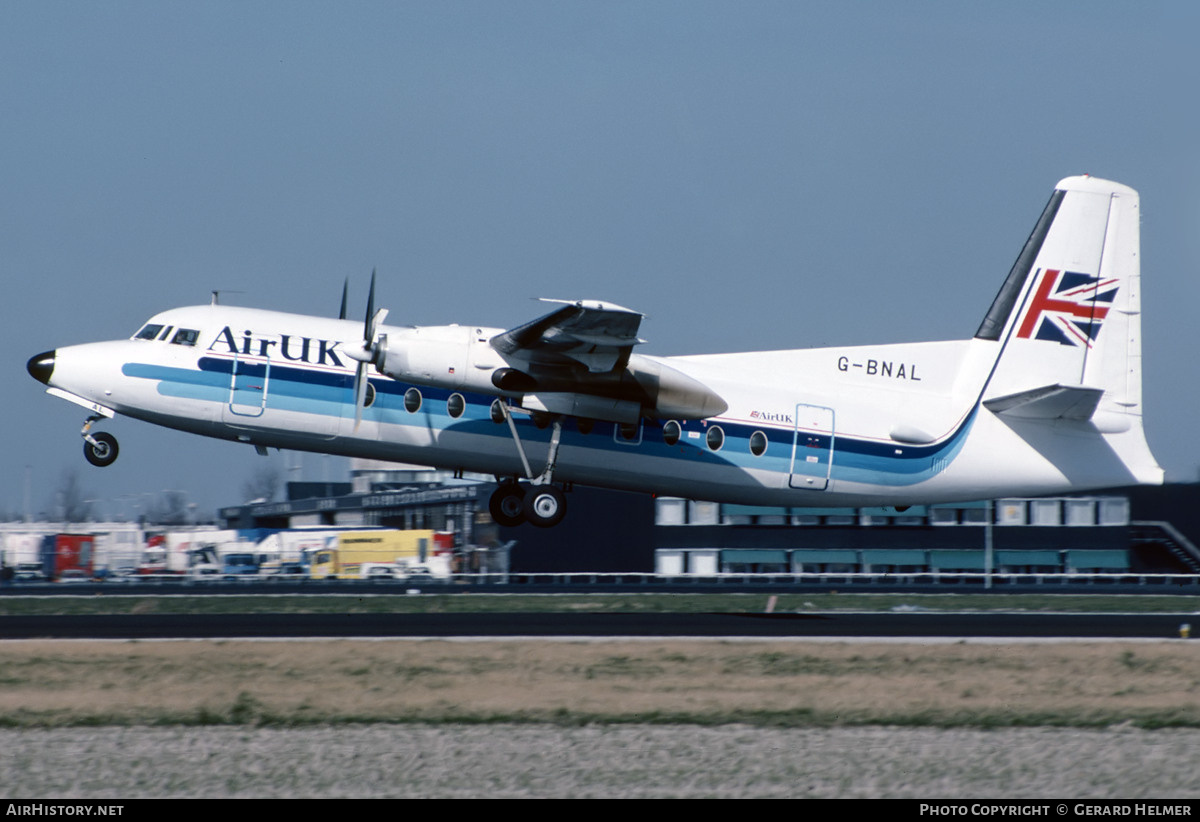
[208,327,345,368]
[749,410,794,424]
[837,355,922,381]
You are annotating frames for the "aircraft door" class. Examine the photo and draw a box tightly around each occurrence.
[789,403,834,490]
[225,351,271,419]
[219,341,342,439]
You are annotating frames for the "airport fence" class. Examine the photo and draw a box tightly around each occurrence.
[11,570,1200,592]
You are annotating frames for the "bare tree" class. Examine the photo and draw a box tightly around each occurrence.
[242,462,282,503]
[52,469,93,523]
[144,490,192,525]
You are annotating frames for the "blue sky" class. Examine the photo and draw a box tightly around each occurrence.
[5,2,1200,520]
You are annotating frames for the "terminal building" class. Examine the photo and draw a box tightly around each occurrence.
[9,460,1197,580]
[214,460,1200,576]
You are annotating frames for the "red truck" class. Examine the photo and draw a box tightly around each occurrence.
[40,534,95,582]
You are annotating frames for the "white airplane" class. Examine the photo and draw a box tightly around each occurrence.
[27,175,1163,527]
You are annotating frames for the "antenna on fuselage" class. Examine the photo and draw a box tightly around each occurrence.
[210,290,244,306]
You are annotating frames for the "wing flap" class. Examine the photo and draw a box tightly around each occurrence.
[490,300,644,374]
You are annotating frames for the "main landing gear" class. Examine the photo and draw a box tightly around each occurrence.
[489,481,566,528]
[81,415,119,467]
[489,401,569,528]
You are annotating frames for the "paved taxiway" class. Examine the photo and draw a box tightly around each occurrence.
[1,611,1194,640]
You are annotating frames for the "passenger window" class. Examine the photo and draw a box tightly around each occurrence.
[749,430,768,457]
[404,388,422,413]
[171,328,199,346]
[134,324,163,341]
[662,420,681,446]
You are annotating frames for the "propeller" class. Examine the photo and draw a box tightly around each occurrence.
[338,278,349,320]
[343,269,389,428]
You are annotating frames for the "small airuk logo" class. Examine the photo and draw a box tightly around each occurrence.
[750,410,793,424]
[1016,269,1118,347]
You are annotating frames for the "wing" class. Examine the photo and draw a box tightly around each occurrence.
[490,299,644,374]
[485,299,725,421]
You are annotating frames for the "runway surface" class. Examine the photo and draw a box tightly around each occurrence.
[1,611,1194,640]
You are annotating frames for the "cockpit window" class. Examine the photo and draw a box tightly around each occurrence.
[171,328,199,346]
[134,324,164,341]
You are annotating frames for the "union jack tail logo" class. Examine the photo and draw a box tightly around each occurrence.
[1015,269,1118,347]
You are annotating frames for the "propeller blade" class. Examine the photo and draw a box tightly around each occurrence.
[365,268,376,343]
[354,361,368,429]
[368,308,389,343]
[338,278,349,320]
[353,268,384,430]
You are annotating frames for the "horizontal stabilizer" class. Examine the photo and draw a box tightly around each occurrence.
[983,384,1104,421]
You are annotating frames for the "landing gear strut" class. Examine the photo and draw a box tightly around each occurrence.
[82,415,119,467]
[489,402,570,528]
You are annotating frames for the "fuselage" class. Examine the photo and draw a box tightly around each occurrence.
[27,302,1155,509]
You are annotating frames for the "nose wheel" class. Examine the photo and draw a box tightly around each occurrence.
[83,431,119,467]
[81,415,119,467]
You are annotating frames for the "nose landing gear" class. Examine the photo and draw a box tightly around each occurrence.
[81,415,119,467]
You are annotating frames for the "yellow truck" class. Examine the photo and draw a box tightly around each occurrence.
[307,530,436,579]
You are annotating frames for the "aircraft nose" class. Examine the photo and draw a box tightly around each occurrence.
[26,350,55,385]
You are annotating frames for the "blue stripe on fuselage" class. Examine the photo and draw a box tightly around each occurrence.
[121,358,975,488]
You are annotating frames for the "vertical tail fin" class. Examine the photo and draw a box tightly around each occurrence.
[977,175,1161,484]
[982,176,1140,413]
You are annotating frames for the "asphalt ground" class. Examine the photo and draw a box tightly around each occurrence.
[1,610,1194,640]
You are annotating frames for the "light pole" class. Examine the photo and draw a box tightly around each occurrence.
[984,499,994,590]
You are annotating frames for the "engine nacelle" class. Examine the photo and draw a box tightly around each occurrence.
[625,355,728,420]
[375,326,727,423]
[377,325,506,395]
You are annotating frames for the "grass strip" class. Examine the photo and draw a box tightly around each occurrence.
[2,639,1199,730]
